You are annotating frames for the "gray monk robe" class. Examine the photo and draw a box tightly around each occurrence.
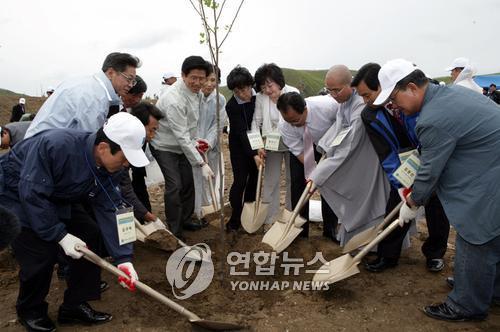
[310,92,390,245]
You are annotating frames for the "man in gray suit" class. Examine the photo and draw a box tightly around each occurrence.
[374,58,500,322]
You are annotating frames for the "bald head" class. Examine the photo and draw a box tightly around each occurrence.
[326,65,352,85]
[324,64,353,103]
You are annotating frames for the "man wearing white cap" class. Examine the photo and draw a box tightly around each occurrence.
[0,112,148,331]
[158,71,177,98]
[374,58,500,322]
[10,97,26,122]
[445,57,482,94]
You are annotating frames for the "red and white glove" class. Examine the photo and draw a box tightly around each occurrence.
[196,139,210,154]
[117,262,138,292]
[397,187,412,202]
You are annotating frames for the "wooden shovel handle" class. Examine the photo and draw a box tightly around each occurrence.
[376,201,404,232]
[75,245,200,322]
[202,153,219,212]
[255,163,264,205]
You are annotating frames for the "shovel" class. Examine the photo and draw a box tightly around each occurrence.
[312,218,402,285]
[200,153,221,217]
[135,218,208,262]
[262,180,314,253]
[241,163,270,233]
[75,245,243,331]
[342,201,404,253]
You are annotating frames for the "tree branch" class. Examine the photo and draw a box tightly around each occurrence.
[218,0,244,48]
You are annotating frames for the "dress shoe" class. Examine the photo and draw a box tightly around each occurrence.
[200,218,209,227]
[58,302,112,325]
[446,276,454,289]
[426,258,445,272]
[100,281,109,293]
[19,315,56,332]
[183,220,203,231]
[364,257,398,272]
[424,302,486,322]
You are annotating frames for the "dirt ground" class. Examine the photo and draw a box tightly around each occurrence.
[1,137,499,332]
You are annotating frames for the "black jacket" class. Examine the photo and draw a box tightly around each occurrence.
[225,95,257,157]
[10,104,25,122]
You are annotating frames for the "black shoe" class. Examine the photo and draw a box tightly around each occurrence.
[200,218,209,227]
[18,315,56,332]
[424,302,486,322]
[364,257,398,272]
[322,232,340,244]
[58,302,112,325]
[100,281,109,293]
[426,258,444,272]
[446,276,454,289]
[183,221,203,231]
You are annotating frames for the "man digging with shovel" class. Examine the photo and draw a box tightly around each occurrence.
[374,58,500,322]
[0,113,149,331]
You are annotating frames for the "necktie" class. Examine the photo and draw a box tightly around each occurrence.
[303,126,316,179]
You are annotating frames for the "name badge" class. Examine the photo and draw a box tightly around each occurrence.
[247,131,264,150]
[330,127,351,147]
[116,207,136,245]
[393,150,421,188]
[265,133,281,151]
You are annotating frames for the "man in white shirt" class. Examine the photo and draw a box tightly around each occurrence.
[445,57,482,94]
[278,92,339,240]
[150,56,214,239]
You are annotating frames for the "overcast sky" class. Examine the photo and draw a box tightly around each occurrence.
[1,0,499,97]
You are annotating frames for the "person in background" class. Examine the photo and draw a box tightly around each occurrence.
[46,87,55,97]
[158,72,177,98]
[252,63,298,229]
[11,98,26,123]
[25,52,141,138]
[487,83,500,104]
[193,63,227,223]
[225,66,260,231]
[445,57,482,94]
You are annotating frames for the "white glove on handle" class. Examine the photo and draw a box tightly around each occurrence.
[58,233,86,259]
[398,202,418,227]
[117,262,139,291]
[201,163,215,180]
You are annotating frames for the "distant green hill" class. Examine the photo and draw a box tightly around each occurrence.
[0,88,20,96]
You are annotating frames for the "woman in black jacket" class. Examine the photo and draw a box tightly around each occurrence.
[225,66,262,231]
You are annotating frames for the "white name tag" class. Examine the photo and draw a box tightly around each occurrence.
[116,207,136,245]
[247,131,264,150]
[265,133,281,151]
[330,127,351,147]
[393,150,421,188]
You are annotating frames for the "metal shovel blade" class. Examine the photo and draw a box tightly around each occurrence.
[341,201,403,254]
[262,209,306,253]
[312,254,360,284]
[190,318,244,331]
[241,201,270,233]
[341,226,378,254]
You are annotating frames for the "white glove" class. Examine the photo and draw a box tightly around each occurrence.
[117,262,139,291]
[58,233,86,259]
[201,163,215,180]
[398,202,418,227]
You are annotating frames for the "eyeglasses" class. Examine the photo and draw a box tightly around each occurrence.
[119,72,137,87]
[325,85,345,96]
[388,89,400,103]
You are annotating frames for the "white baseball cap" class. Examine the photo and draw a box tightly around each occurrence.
[445,57,469,71]
[103,112,149,167]
[162,72,177,80]
[19,98,25,104]
[373,59,417,106]
[47,86,55,93]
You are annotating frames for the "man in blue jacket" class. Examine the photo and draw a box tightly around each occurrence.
[375,58,500,322]
[0,112,148,331]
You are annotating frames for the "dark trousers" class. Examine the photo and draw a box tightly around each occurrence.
[131,166,152,213]
[289,152,338,238]
[11,204,102,319]
[378,188,450,260]
[150,147,194,237]
[228,151,258,229]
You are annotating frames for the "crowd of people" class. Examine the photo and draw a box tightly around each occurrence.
[0,52,499,331]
